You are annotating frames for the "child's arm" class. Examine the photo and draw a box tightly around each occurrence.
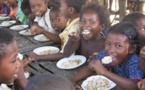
[63,32,80,57]
[30,24,61,43]
[89,60,139,90]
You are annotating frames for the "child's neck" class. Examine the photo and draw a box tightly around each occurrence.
[69,13,79,22]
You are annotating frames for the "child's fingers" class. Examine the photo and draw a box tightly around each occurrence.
[138,81,142,89]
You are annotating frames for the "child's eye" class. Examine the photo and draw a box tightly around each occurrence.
[105,42,110,46]
[56,19,60,22]
[116,44,122,48]
[89,21,95,24]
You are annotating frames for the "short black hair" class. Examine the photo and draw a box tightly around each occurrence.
[21,0,30,11]
[25,74,75,90]
[0,28,14,60]
[49,0,60,8]
[50,6,60,14]
[108,22,139,48]
[65,0,86,13]
[122,12,145,26]
[81,4,110,27]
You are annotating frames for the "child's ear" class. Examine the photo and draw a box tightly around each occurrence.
[129,44,137,54]
[69,7,75,15]
[100,24,105,31]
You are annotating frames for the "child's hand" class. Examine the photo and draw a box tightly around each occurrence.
[69,32,80,42]
[30,24,43,35]
[70,79,82,90]
[28,52,40,61]
[138,79,145,90]
[89,60,108,75]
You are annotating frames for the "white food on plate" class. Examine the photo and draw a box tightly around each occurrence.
[39,49,59,55]
[1,21,13,26]
[82,29,91,35]
[0,16,9,20]
[19,30,32,36]
[34,34,49,41]
[101,56,112,64]
[61,59,82,68]
[81,75,116,90]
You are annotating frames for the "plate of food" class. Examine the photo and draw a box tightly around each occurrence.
[10,25,29,31]
[56,55,86,69]
[0,16,10,21]
[33,46,59,55]
[81,75,116,90]
[19,29,33,36]
[0,20,16,27]
[34,34,49,42]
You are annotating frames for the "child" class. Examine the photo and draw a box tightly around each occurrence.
[21,0,35,25]
[0,28,28,90]
[25,74,75,90]
[29,0,63,43]
[0,0,10,15]
[28,0,86,61]
[89,22,144,90]
[5,0,29,24]
[122,12,145,43]
[137,43,145,90]
[49,6,68,34]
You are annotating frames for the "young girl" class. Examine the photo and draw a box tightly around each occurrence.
[5,0,29,24]
[89,22,144,90]
[28,0,86,61]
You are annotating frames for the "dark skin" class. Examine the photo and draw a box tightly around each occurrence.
[137,46,145,90]
[28,0,81,61]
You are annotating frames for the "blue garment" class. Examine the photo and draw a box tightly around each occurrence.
[96,50,144,79]
[0,4,10,15]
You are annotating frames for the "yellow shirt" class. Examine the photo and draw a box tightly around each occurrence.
[59,18,80,52]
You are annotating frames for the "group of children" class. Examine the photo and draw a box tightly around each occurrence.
[0,0,145,90]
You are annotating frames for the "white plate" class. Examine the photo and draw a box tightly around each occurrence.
[56,55,86,69]
[81,75,116,90]
[0,14,7,17]
[19,29,33,36]
[33,46,59,55]
[10,25,29,31]
[34,34,49,42]
[0,20,16,27]
[0,16,10,21]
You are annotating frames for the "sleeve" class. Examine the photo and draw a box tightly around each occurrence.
[96,50,106,60]
[68,23,80,35]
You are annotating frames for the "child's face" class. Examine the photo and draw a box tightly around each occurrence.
[137,18,145,42]
[140,46,145,60]
[50,11,67,33]
[60,0,70,18]
[23,9,35,21]
[0,41,20,84]
[81,10,104,40]
[29,0,47,17]
[105,33,130,66]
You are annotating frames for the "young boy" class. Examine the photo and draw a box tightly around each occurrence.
[25,74,75,90]
[49,6,68,34]
[21,0,35,25]
[28,0,86,61]
[0,28,28,90]
[29,0,61,43]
